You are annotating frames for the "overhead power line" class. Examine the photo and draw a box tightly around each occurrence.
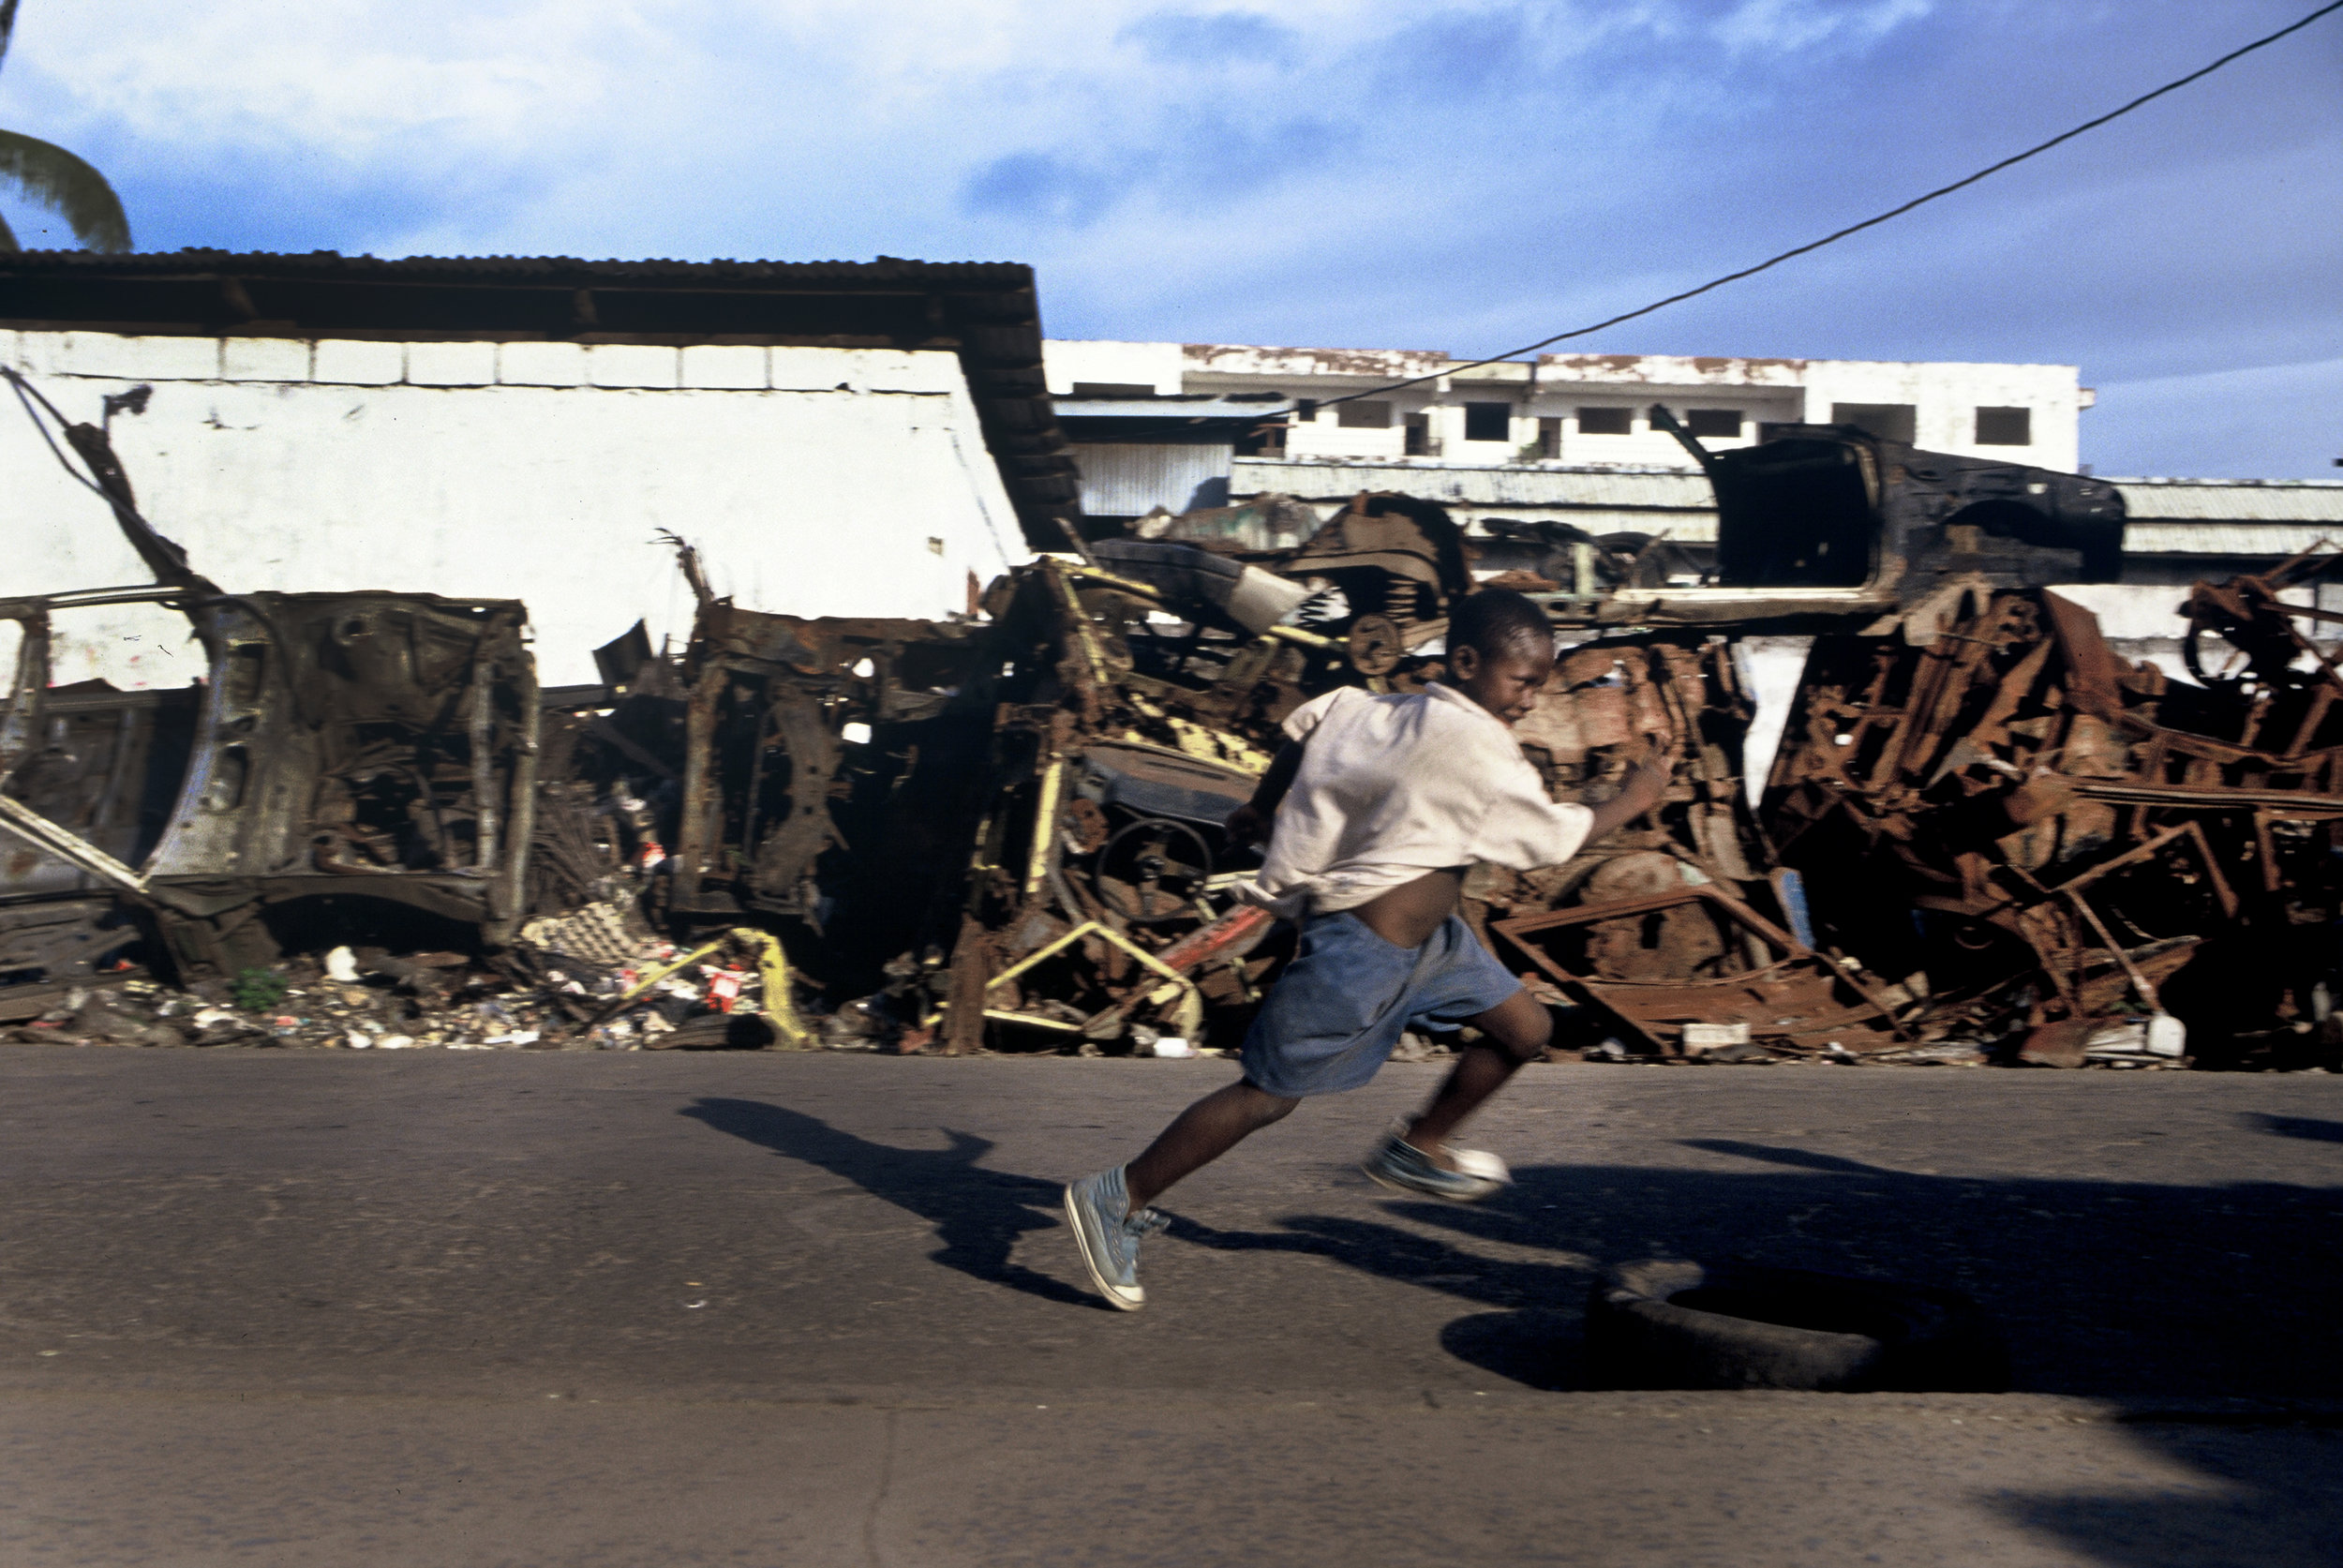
[1259,0,2343,420]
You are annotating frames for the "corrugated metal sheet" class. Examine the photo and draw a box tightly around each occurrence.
[1445,505,1717,541]
[0,248,1035,287]
[2125,524,2343,556]
[1232,459,1714,510]
[1072,442,1232,516]
[2110,480,2343,524]
[1055,396,1287,420]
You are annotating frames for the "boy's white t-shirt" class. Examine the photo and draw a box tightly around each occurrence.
[1236,682,1595,920]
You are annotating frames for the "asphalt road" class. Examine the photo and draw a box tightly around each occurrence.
[3,1046,2340,1566]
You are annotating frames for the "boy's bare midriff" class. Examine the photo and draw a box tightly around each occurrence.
[1351,866,1468,949]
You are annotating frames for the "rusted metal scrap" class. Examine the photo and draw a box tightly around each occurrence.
[1495,883,1907,1058]
[0,374,611,1001]
[924,495,1501,1053]
[1762,545,2343,1066]
[659,594,997,929]
[938,557,1306,1052]
[1464,631,1912,1058]
[1,585,559,978]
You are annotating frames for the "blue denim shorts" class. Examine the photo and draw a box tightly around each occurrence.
[1239,911,1525,1098]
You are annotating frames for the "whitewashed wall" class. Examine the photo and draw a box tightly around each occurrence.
[1042,339,1186,396]
[1797,361,2082,470]
[0,332,1029,688]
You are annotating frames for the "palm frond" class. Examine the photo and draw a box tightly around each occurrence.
[0,129,130,251]
[0,2,19,78]
[0,208,16,252]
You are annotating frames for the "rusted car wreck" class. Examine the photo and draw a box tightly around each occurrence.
[1,372,581,1004]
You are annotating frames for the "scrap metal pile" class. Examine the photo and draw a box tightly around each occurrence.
[4,381,2336,1067]
[1762,553,2343,1068]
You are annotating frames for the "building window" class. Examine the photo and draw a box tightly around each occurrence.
[1068,381,1156,399]
[1336,399,1391,429]
[1830,402,1917,444]
[1685,409,1742,440]
[1975,406,2032,445]
[1463,402,1512,442]
[1404,413,1435,456]
[1295,398,1318,425]
[1537,417,1561,459]
[1577,406,1633,436]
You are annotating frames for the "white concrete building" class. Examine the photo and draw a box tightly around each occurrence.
[2,254,1078,688]
[1047,340,2087,489]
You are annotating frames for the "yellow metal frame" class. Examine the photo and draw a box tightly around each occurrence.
[1023,756,1065,898]
[1044,558,1113,687]
[984,918,1204,1039]
[981,1008,1082,1033]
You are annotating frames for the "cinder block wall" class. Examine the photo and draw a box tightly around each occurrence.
[2,332,1029,687]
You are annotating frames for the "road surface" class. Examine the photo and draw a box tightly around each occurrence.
[3,1046,2340,1565]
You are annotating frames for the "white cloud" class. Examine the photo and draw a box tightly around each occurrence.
[7,3,651,163]
[1711,0,1933,55]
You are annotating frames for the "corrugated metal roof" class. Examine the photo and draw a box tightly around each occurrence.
[2109,479,2343,523]
[1057,396,1286,420]
[1450,509,1719,541]
[2124,524,2343,556]
[1070,443,1231,517]
[1231,459,1714,511]
[0,248,1034,286]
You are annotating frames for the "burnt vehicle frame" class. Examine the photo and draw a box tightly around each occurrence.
[1,371,548,990]
[1548,407,2127,629]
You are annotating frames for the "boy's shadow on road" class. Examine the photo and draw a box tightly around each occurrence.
[1159,1206,1591,1389]
[1166,1133,2343,1404]
[679,1096,1095,1308]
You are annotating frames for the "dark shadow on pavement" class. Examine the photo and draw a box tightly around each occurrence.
[1179,1147,2343,1567]
[679,1097,1096,1308]
[1980,1414,2343,1568]
[1172,1141,2343,1399]
[1437,1309,1581,1391]
[1676,1138,1882,1172]
[2244,1113,2343,1143]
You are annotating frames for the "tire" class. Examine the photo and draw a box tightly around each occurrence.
[1585,1259,2008,1392]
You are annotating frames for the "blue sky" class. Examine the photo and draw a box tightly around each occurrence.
[2,0,2337,476]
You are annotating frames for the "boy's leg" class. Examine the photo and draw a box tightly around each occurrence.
[1126,1078,1299,1210]
[1401,989,1551,1164]
[1067,1077,1297,1311]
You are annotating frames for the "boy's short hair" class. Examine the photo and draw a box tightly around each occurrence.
[1450,587,1554,662]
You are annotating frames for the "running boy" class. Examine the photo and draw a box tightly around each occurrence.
[1064,587,1670,1310]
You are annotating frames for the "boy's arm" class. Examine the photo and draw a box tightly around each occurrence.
[1225,740,1304,847]
[1583,754,1671,842]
